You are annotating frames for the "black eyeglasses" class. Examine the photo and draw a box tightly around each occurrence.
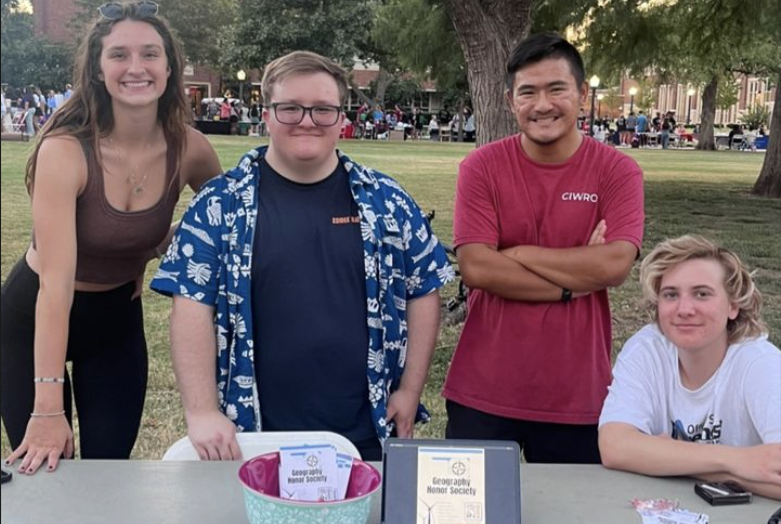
[97,1,159,21]
[271,103,342,127]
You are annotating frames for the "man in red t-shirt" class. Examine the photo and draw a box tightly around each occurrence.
[443,32,644,463]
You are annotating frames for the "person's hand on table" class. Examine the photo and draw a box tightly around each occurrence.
[185,410,242,461]
[5,415,74,474]
[386,388,419,438]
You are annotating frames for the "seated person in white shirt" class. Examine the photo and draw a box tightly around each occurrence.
[599,235,781,500]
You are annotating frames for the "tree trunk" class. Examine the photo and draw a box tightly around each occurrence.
[374,68,395,107]
[696,76,718,151]
[752,69,781,198]
[350,85,375,108]
[349,68,396,110]
[442,0,533,146]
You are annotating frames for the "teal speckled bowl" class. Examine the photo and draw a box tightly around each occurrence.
[238,451,382,524]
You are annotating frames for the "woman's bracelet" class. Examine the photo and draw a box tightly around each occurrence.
[34,377,65,384]
[30,410,66,418]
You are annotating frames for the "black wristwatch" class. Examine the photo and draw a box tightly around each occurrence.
[561,288,573,303]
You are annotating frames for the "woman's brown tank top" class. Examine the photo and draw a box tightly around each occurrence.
[70,138,180,284]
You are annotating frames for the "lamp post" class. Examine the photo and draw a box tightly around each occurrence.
[236,69,246,103]
[686,87,695,125]
[588,75,600,136]
[629,86,638,114]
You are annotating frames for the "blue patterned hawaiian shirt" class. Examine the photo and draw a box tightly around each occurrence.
[151,146,453,441]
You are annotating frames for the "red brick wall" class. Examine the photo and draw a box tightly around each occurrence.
[31,0,80,44]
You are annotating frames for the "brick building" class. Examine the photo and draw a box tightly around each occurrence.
[587,75,776,127]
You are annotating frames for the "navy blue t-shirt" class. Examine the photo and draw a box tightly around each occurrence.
[251,159,375,443]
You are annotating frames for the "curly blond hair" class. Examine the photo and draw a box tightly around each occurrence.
[640,235,766,344]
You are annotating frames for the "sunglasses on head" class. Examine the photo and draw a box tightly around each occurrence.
[97,1,159,21]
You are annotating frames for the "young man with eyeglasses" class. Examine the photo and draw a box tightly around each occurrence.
[151,51,453,461]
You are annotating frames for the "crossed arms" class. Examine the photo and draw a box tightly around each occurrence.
[458,220,638,302]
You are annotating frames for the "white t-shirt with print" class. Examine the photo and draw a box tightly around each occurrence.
[599,324,781,446]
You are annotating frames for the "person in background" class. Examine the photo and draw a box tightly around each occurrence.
[411,106,422,140]
[464,108,476,142]
[743,126,757,152]
[33,87,46,131]
[636,110,648,147]
[652,112,661,133]
[249,102,260,136]
[394,104,405,126]
[616,114,627,146]
[356,101,369,138]
[229,101,240,134]
[372,105,384,139]
[626,111,637,146]
[46,90,58,116]
[437,106,451,127]
[21,86,37,137]
[428,114,440,141]
[660,111,675,149]
[727,124,744,150]
[600,235,780,501]
[150,50,453,462]
[207,98,219,121]
[594,122,606,143]
[450,110,462,141]
[1,0,222,475]
[219,98,231,121]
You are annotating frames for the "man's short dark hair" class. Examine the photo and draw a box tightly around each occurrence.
[505,32,585,92]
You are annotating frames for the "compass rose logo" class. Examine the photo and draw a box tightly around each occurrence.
[451,460,467,476]
[306,454,319,468]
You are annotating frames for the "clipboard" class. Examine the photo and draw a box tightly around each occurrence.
[381,438,521,524]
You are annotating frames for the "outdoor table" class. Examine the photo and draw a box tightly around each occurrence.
[645,132,660,147]
[194,119,232,135]
[2,460,777,523]
[714,133,731,149]
[674,132,694,147]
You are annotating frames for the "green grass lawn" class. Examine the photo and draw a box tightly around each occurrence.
[1,137,779,459]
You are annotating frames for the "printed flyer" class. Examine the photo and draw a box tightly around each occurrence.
[416,446,486,524]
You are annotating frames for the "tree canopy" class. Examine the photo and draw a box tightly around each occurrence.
[581,0,780,196]
[374,0,466,94]
[72,0,238,69]
[228,0,374,71]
